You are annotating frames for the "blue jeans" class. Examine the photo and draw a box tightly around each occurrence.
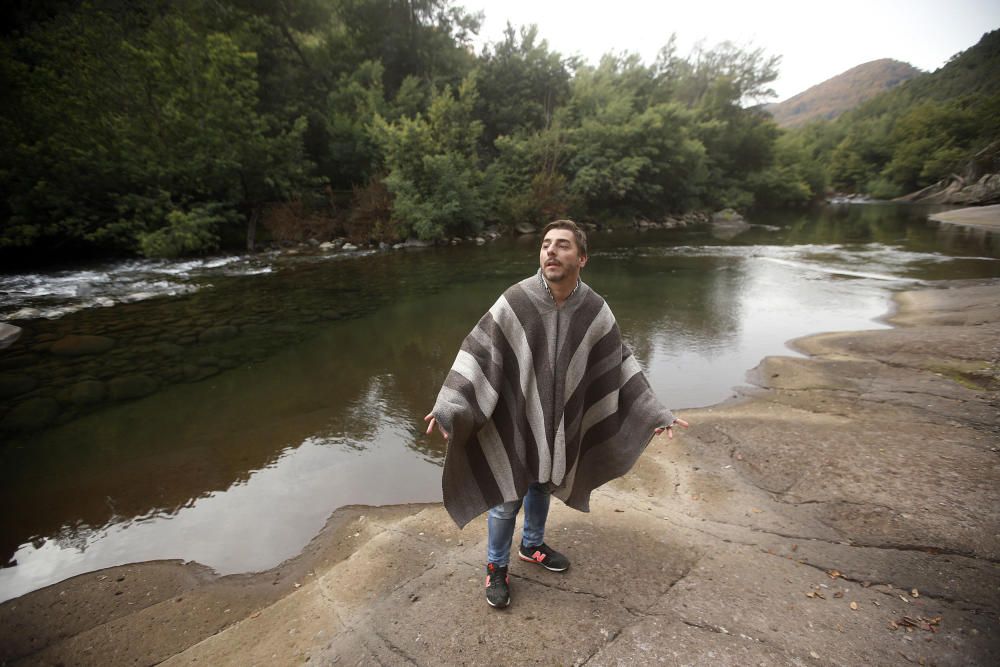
[486,483,551,566]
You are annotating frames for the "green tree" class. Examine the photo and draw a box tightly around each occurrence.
[883,100,978,192]
[0,2,309,257]
[492,123,578,228]
[475,24,575,152]
[373,74,495,240]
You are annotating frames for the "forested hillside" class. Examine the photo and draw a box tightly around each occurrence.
[785,30,1000,198]
[2,1,995,264]
[767,59,921,128]
[0,0,808,262]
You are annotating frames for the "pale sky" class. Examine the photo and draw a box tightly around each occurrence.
[466,0,1000,102]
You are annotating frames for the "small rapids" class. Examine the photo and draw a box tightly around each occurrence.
[0,254,275,321]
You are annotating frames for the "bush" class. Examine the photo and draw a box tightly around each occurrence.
[137,204,236,258]
[346,178,400,243]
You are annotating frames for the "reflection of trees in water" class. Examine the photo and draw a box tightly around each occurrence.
[768,203,996,258]
[760,205,1000,276]
[931,222,1000,260]
[315,280,502,462]
[588,254,744,367]
[0,401,293,563]
[0,250,522,563]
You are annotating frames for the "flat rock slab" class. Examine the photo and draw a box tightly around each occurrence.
[929,204,1000,230]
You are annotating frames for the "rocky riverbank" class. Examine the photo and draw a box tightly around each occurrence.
[1,278,997,666]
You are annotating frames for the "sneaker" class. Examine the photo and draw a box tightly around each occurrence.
[517,542,570,572]
[485,562,510,608]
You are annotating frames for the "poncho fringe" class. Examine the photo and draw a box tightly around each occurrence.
[433,271,674,528]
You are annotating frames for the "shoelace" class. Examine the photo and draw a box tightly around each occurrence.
[487,566,506,588]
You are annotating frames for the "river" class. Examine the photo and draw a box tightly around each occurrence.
[1,202,998,602]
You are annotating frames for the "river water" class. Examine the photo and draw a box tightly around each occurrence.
[1,203,998,602]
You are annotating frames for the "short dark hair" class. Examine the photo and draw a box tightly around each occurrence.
[541,219,588,258]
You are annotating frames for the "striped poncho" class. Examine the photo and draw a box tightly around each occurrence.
[432,270,675,528]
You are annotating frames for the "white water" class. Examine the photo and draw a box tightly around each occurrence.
[0,254,275,321]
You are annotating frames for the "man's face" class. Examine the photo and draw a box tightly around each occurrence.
[539,228,587,283]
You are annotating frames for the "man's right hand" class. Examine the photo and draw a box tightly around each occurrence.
[424,413,449,441]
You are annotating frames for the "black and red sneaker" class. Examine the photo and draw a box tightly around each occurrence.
[518,542,570,572]
[485,562,510,608]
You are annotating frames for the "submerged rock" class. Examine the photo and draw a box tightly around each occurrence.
[0,323,23,350]
[0,373,38,399]
[181,364,219,383]
[50,335,115,356]
[109,374,158,400]
[68,380,107,405]
[149,342,184,357]
[198,326,238,344]
[1,397,60,431]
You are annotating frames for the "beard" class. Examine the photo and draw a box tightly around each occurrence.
[543,262,568,281]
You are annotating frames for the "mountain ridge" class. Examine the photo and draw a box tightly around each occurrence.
[767,58,922,128]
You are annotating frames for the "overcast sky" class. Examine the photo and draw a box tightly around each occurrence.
[465,0,1000,102]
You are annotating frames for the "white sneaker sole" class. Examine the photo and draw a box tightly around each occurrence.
[517,552,569,572]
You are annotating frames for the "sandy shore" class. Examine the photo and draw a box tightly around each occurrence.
[1,279,998,666]
[929,204,1000,230]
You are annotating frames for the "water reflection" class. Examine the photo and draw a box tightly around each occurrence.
[1,204,998,602]
[0,374,441,601]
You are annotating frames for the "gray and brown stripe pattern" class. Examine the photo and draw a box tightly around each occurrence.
[433,271,674,528]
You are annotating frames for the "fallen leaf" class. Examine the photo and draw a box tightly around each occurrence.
[899,595,909,603]
[827,570,842,579]
[911,588,919,598]
[750,507,763,513]
[850,601,859,610]
[896,616,941,632]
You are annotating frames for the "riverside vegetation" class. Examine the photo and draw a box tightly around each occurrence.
[1,1,998,265]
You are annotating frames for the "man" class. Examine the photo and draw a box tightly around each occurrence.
[424,220,688,609]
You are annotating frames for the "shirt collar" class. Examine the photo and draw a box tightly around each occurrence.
[537,269,580,304]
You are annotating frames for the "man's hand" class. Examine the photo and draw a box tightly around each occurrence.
[655,418,689,439]
[424,413,449,441]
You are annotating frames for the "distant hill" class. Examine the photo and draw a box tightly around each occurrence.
[767,59,922,128]
[794,29,1000,199]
